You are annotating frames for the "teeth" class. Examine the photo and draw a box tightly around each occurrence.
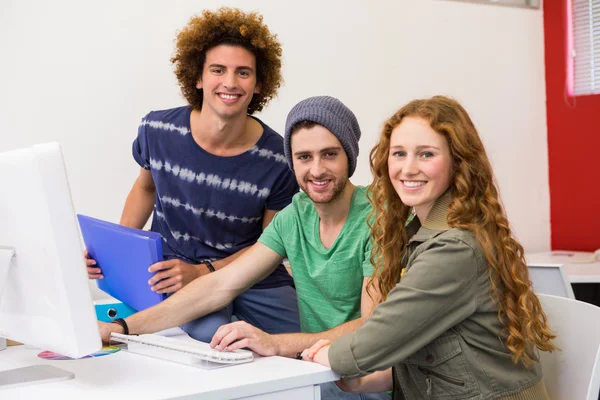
[312,181,328,186]
[219,94,239,99]
[403,181,425,187]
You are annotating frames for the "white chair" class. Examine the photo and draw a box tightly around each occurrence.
[528,263,575,299]
[538,294,600,400]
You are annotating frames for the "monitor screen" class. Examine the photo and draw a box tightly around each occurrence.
[0,143,101,386]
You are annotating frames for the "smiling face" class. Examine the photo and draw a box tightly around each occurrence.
[387,116,453,221]
[291,125,349,204]
[196,44,261,120]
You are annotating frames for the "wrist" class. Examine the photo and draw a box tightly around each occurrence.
[195,262,210,278]
[111,318,129,335]
[202,260,216,274]
[271,336,283,356]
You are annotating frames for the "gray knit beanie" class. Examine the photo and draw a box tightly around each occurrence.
[284,96,361,177]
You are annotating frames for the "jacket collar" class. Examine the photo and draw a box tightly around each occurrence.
[407,190,453,243]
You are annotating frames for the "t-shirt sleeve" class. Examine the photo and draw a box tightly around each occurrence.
[362,238,375,277]
[258,206,291,258]
[132,113,151,170]
[264,166,299,211]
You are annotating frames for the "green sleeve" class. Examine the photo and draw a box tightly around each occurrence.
[257,209,289,259]
[362,239,374,277]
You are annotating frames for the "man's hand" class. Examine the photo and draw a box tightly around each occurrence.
[210,321,279,356]
[148,259,206,294]
[98,321,124,344]
[85,250,103,279]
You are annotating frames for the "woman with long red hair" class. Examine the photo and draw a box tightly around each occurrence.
[302,96,555,399]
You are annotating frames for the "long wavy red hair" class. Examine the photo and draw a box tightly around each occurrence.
[367,96,556,364]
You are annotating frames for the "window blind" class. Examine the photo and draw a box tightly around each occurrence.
[572,0,600,95]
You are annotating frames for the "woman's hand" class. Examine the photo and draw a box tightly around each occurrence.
[301,339,332,367]
[301,341,393,394]
[336,369,393,393]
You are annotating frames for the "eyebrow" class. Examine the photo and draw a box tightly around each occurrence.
[207,63,254,72]
[293,146,343,156]
[390,145,440,151]
[319,146,342,153]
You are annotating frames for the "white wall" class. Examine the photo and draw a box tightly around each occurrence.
[0,0,550,251]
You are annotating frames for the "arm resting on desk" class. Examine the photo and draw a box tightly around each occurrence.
[99,243,283,342]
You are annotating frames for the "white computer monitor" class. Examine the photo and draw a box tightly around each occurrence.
[0,142,102,387]
[527,263,576,299]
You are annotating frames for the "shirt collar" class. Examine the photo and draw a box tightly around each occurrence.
[408,190,453,243]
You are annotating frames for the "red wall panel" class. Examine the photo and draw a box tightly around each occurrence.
[544,0,599,251]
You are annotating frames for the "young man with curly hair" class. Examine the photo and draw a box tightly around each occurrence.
[87,8,300,342]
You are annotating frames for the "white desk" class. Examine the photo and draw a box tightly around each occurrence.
[0,344,338,399]
[527,251,600,284]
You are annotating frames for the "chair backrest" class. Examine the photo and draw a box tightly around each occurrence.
[528,263,575,299]
[538,294,600,400]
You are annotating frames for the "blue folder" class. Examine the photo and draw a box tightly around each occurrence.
[77,214,165,311]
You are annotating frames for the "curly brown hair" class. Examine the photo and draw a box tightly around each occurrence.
[170,7,283,114]
[367,95,556,365]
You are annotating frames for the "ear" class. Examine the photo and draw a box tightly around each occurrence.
[196,78,203,90]
[254,82,261,94]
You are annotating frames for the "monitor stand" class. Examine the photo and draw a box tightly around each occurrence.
[0,246,75,388]
[0,365,74,389]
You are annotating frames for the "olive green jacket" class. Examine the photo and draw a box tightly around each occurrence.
[329,191,549,400]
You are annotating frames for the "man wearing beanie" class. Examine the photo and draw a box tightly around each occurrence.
[99,96,390,400]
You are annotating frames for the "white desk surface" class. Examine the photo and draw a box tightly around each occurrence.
[0,344,338,399]
[527,251,600,283]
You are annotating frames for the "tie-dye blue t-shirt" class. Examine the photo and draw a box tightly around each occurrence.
[132,106,297,289]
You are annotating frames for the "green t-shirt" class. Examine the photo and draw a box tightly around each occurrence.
[258,186,373,333]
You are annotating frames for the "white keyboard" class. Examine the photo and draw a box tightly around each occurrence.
[110,333,253,366]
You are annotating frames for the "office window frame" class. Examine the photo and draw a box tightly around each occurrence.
[439,0,539,8]
[568,0,600,96]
